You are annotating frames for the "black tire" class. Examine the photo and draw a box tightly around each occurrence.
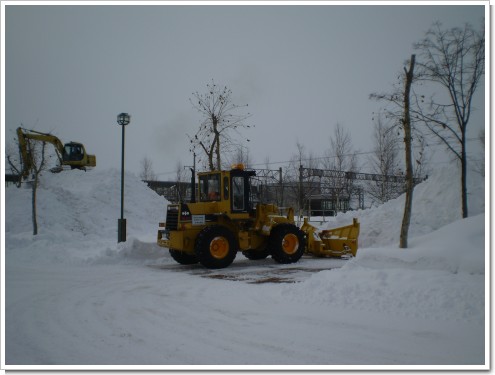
[242,245,270,260]
[169,249,199,265]
[195,225,237,269]
[269,224,306,264]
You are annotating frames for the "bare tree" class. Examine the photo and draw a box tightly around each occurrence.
[5,127,28,187]
[413,21,485,218]
[325,123,357,172]
[474,129,485,177]
[411,132,430,180]
[323,123,358,211]
[282,142,318,216]
[27,139,48,235]
[6,143,23,187]
[189,80,252,171]
[229,145,252,168]
[367,114,401,204]
[140,156,157,181]
[263,156,271,170]
[371,55,417,248]
[6,129,49,233]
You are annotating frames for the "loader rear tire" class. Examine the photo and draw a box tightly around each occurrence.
[269,224,305,264]
[195,225,237,269]
[169,249,199,265]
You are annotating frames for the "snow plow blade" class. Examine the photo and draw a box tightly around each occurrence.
[301,218,360,258]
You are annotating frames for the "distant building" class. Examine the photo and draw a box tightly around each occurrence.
[306,193,351,217]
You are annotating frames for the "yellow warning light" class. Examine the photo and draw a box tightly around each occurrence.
[231,163,245,170]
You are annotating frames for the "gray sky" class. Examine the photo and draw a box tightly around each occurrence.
[4,2,486,178]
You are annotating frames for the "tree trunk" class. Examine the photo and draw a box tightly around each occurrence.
[212,116,221,170]
[461,132,468,218]
[215,134,221,170]
[207,142,215,171]
[30,141,46,235]
[32,176,38,235]
[400,55,415,249]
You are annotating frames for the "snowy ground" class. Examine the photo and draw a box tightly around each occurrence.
[2,166,488,370]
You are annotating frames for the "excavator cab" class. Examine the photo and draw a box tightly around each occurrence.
[63,142,85,162]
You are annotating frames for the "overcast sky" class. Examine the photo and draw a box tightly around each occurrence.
[4,2,486,178]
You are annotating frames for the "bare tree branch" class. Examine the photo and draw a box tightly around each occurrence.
[189,80,252,170]
[414,21,484,218]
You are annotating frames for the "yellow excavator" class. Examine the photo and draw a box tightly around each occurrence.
[157,164,359,269]
[16,127,96,178]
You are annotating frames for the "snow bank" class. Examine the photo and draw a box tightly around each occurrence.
[329,166,485,248]
[5,169,169,264]
[282,214,485,323]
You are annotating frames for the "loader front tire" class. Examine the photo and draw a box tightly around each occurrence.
[269,224,305,264]
[195,225,237,269]
[169,249,199,265]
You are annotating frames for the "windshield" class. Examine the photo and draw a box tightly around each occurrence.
[199,173,221,202]
[63,144,83,161]
[232,176,245,211]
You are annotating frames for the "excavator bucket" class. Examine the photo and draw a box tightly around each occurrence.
[301,218,360,258]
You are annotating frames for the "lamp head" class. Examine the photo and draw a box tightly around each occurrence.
[117,113,131,126]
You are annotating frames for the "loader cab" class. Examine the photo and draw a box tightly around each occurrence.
[197,165,256,214]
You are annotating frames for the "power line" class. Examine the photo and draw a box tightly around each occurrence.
[250,150,377,168]
[155,170,179,176]
[154,136,483,176]
[251,137,482,168]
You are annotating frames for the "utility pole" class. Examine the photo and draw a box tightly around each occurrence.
[299,164,304,217]
[187,152,196,203]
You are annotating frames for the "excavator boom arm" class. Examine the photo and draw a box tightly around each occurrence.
[17,127,65,154]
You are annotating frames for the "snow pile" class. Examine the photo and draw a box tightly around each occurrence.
[330,166,485,248]
[282,213,485,323]
[5,169,169,264]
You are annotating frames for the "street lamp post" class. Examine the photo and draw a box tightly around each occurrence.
[117,112,130,243]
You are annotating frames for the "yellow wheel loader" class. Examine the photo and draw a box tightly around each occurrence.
[157,164,360,269]
[16,127,96,178]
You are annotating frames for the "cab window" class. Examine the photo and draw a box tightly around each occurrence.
[223,176,229,200]
[64,144,83,161]
[232,176,245,211]
[199,174,221,202]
